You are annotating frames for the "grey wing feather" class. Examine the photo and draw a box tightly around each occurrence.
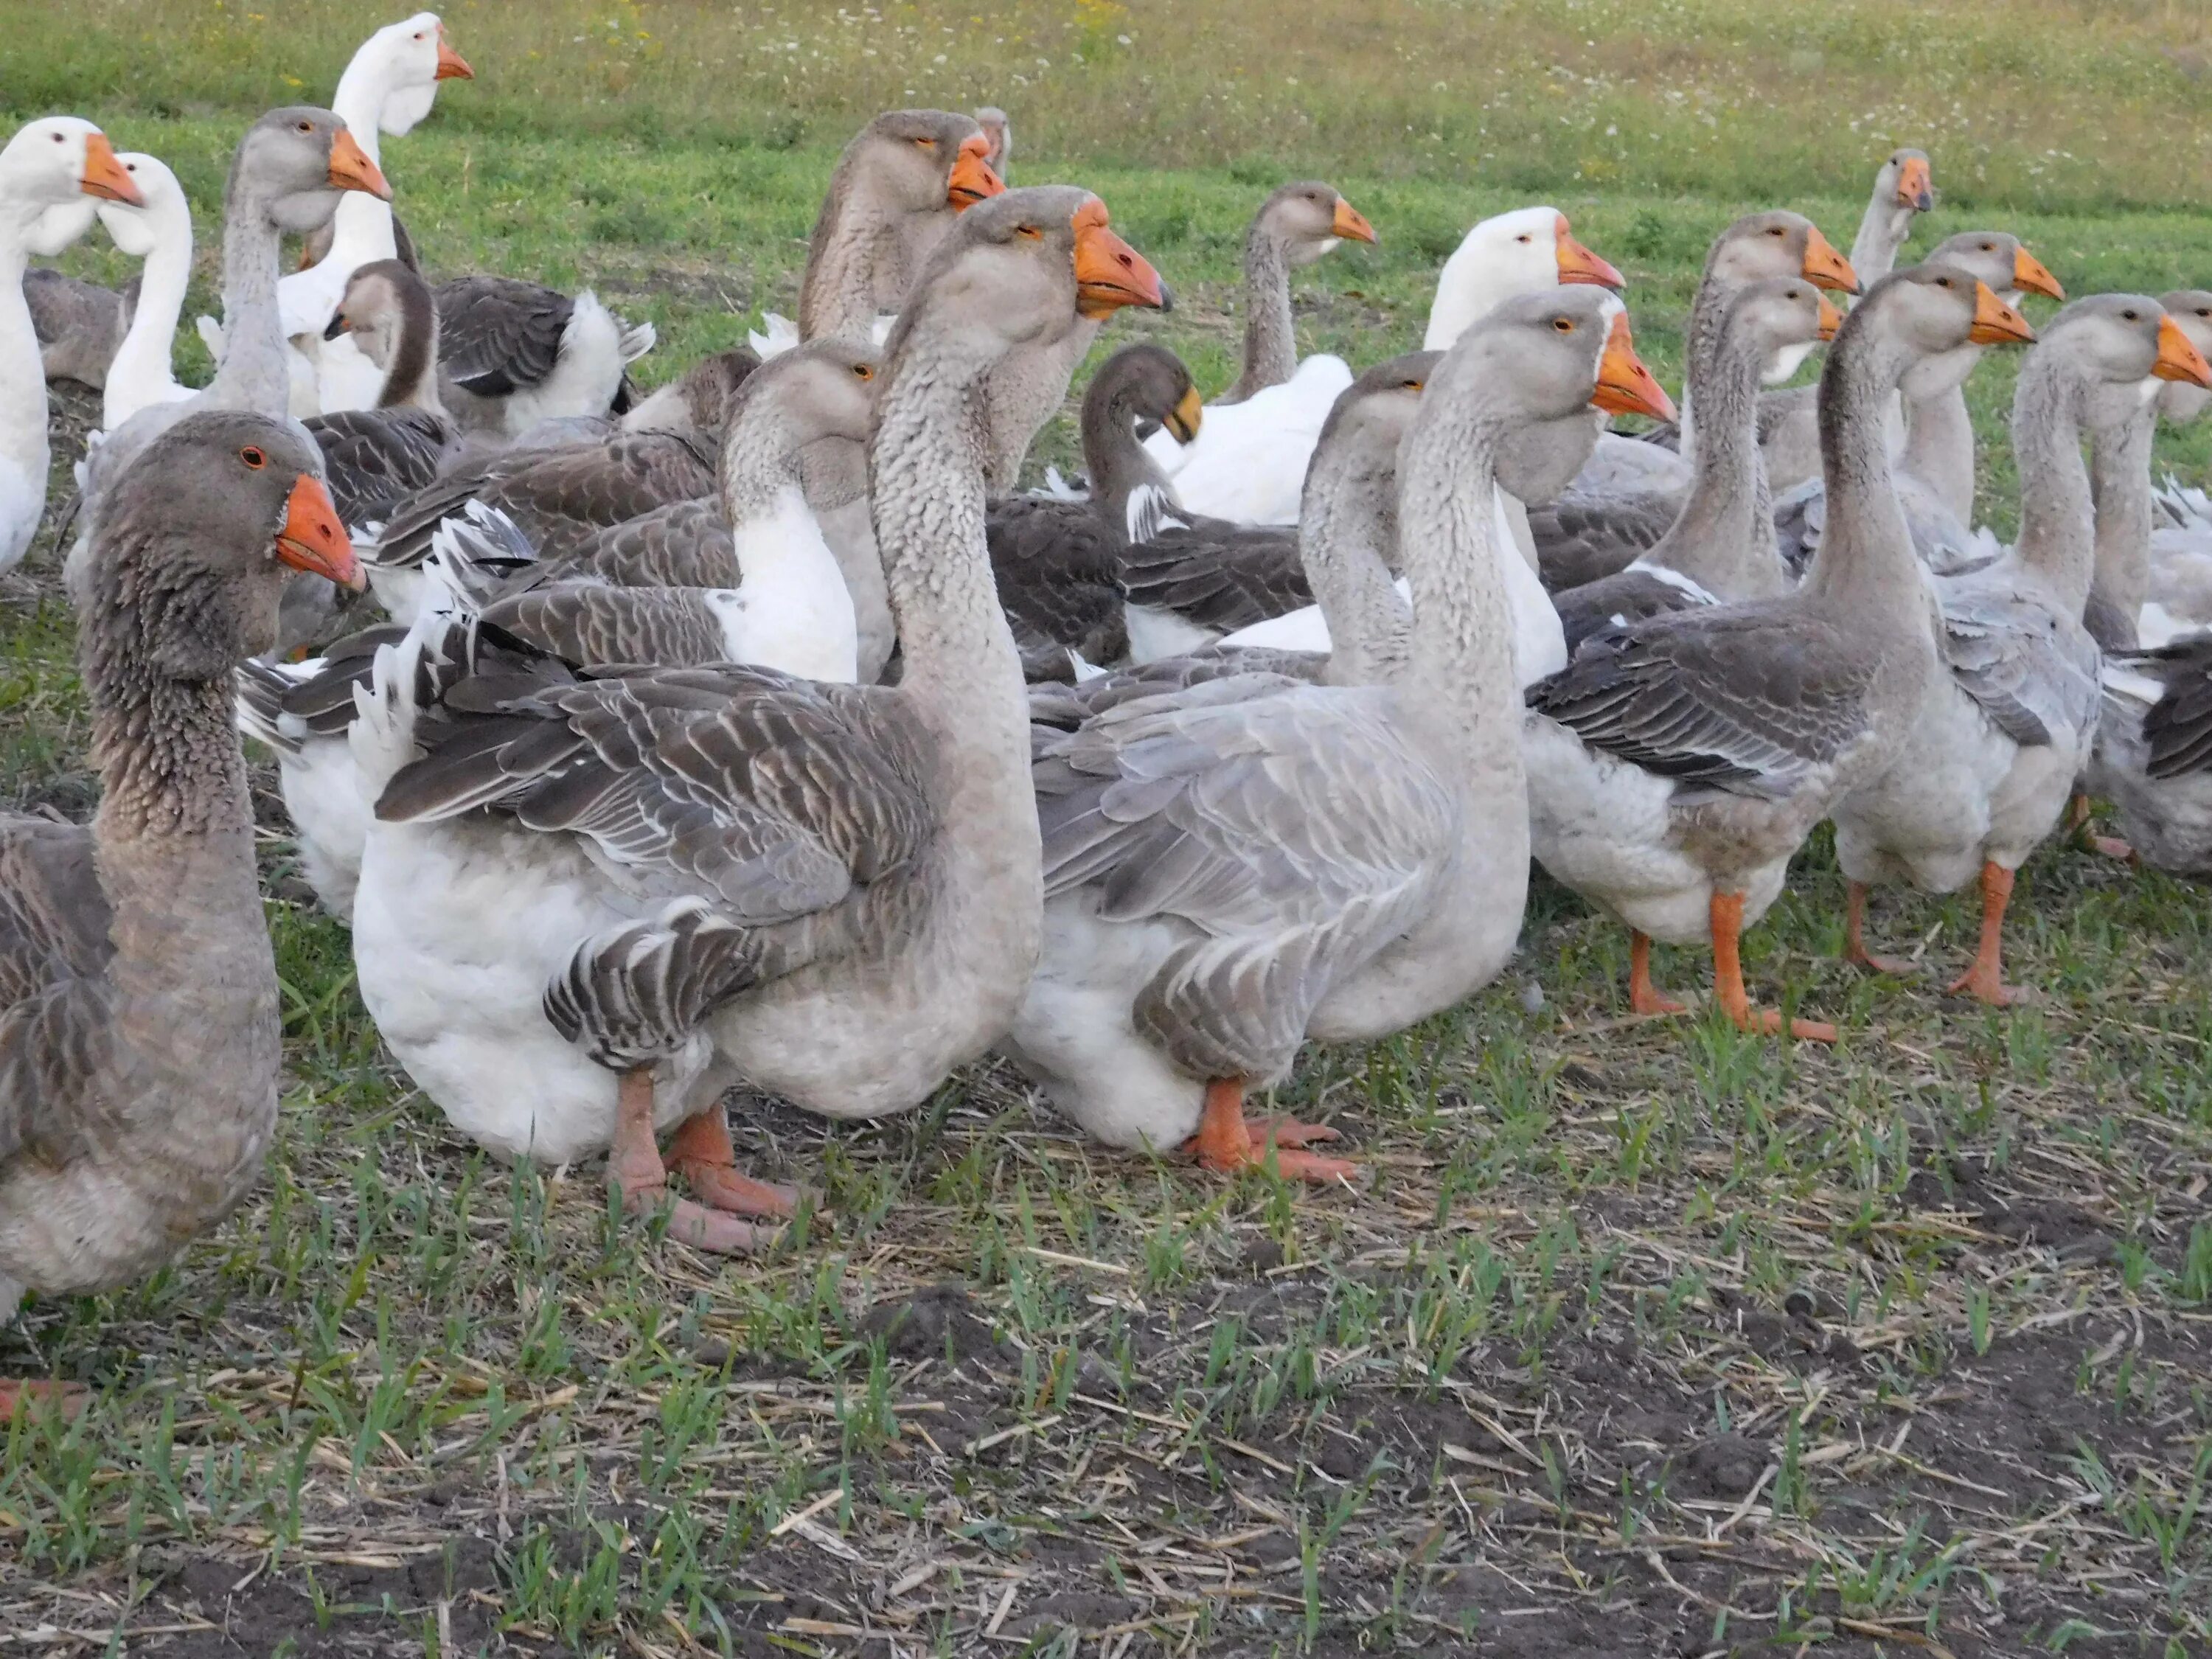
[434,276,574,397]
[1033,677,1456,1079]
[547,499,737,588]
[1530,487,1680,592]
[482,582,731,668]
[1528,603,1875,796]
[987,495,1127,666]
[306,408,456,529]
[0,817,115,1166]
[1935,575,2101,750]
[1119,518,1310,634]
[2129,636,2212,779]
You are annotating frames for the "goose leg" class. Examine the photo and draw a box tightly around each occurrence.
[1629,931,1688,1015]
[1186,1077,1357,1184]
[0,1380,88,1422]
[1843,882,1917,975]
[2070,793,2135,861]
[664,1105,800,1222]
[608,1071,779,1253]
[1947,860,2024,1006]
[1710,891,1837,1043]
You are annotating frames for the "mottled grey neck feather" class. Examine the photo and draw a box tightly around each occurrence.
[209,173,292,414]
[1225,226,1296,403]
[1394,378,1524,783]
[78,528,280,1221]
[2087,400,2155,641]
[377,278,442,413]
[1080,378,1175,525]
[1801,310,1932,636]
[720,389,812,523]
[2006,343,2098,615]
[799,164,911,341]
[1648,295,1781,599]
[1301,416,1409,686]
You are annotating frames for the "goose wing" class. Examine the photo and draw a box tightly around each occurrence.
[0,818,115,1165]
[1119,502,1310,636]
[378,657,933,1065]
[2116,636,2212,779]
[1528,602,1877,796]
[434,276,576,399]
[1528,487,1677,592]
[550,499,737,589]
[1935,574,2101,751]
[305,408,456,529]
[987,495,1128,665]
[1032,673,1456,1077]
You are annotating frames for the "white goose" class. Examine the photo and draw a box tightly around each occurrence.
[1,118,142,575]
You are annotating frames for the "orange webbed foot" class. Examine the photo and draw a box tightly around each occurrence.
[1186,1083,1358,1185]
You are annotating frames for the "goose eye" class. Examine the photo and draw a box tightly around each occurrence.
[413,29,425,38]
[239,446,267,470]
[2124,310,2139,321]
[1935,276,1952,288]
[1515,234,1531,244]
[912,137,936,150]
[297,120,314,133]
[852,363,873,380]
[1015,224,1042,240]
[1402,378,1424,390]
[1767,226,1784,237]
[51,133,64,145]
[1553,316,1574,333]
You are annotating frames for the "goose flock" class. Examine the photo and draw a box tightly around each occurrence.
[3,15,2211,1413]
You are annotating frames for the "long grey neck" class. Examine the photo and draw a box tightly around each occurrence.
[1851,195,1914,285]
[81,540,279,1192]
[1800,317,1932,636]
[2087,400,2155,640]
[1648,302,1781,599]
[1394,389,1524,785]
[2006,347,2098,615]
[1080,384,1175,525]
[210,190,291,414]
[377,280,443,413]
[720,395,810,524]
[798,174,900,341]
[1899,372,1978,523]
[1226,229,1295,403]
[1301,421,1410,686]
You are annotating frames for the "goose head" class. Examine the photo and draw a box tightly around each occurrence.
[1854,263,2035,368]
[93,153,189,257]
[1732,275,1845,361]
[1875,148,1935,216]
[974,106,1012,181]
[1424,206,1623,350]
[1255,181,1377,269]
[1,117,142,246]
[338,13,473,140]
[2157,291,2212,424]
[2040,294,2212,400]
[855,110,1005,216]
[741,338,884,450]
[1093,342,1203,445]
[237,107,393,235]
[1464,291,1672,503]
[1899,232,2065,401]
[89,413,358,675]
[1710,211,1857,294]
[322,257,434,368]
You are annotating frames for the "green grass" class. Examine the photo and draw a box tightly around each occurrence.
[4,4,2212,1654]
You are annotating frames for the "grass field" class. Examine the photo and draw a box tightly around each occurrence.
[4,2,2212,1655]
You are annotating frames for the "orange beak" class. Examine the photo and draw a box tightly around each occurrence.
[435,25,473,80]
[1800,225,1860,294]
[276,476,364,591]
[327,128,393,201]
[1591,310,1676,421]
[947,133,1004,209]
[1554,214,1624,289]
[1895,154,1934,212]
[2011,246,2065,301]
[2154,313,2212,388]
[1071,198,1165,318]
[1815,293,1843,341]
[78,131,143,206]
[1330,195,1377,245]
[1968,281,2036,347]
